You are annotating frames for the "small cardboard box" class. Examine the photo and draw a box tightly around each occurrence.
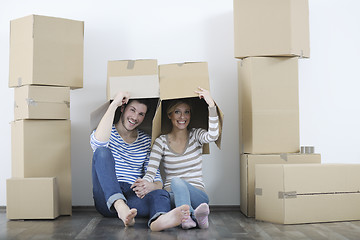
[9,14,84,89]
[238,57,299,154]
[240,153,321,217]
[233,0,310,58]
[11,120,72,215]
[14,85,70,120]
[255,164,360,224]
[107,59,159,101]
[91,59,160,137]
[156,62,224,153]
[6,177,60,220]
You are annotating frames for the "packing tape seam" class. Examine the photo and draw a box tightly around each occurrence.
[278,191,297,199]
[280,153,288,161]
[255,188,262,196]
[127,60,135,69]
[298,191,360,196]
[26,98,70,107]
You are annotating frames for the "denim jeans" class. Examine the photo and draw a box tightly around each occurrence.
[169,177,209,219]
[92,147,171,226]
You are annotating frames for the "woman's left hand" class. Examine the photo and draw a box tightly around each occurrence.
[195,87,215,107]
[131,179,154,199]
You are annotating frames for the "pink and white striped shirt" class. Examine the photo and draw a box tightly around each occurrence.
[143,106,219,191]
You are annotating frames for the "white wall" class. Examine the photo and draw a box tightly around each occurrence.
[1,0,359,206]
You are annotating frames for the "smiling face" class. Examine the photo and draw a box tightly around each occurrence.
[168,102,191,131]
[120,100,147,132]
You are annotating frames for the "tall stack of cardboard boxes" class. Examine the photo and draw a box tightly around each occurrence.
[6,15,84,219]
[234,0,360,224]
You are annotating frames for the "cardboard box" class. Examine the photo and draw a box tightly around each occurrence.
[255,164,360,224]
[6,177,60,220]
[156,62,224,153]
[158,62,210,100]
[91,59,160,137]
[14,85,70,120]
[11,120,71,215]
[240,153,321,217]
[9,14,84,89]
[233,0,310,58]
[107,59,159,101]
[238,57,299,154]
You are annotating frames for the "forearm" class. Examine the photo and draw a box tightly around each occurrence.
[152,181,163,190]
[143,140,163,182]
[94,102,118,142]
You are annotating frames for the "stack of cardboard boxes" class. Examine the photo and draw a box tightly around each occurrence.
[234,0,360,224]
[91,60,223,158]
[6,15,84,219]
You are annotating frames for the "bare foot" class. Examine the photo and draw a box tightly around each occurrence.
[113,199,137,226]
[150,205,190,232]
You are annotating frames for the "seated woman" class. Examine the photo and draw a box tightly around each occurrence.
[137,87,219,229]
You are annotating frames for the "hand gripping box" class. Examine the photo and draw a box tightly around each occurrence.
[238,57,299,154]
[233,0,310,58]
[6,177,60,220]
[240,153,321,217]
[9,14,84,89]
[11,120,72,215]
[14,85,70,120]
[255,164,360,224]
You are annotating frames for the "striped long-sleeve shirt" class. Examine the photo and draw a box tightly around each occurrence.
[143,106,219,191]
[90,126,162,184]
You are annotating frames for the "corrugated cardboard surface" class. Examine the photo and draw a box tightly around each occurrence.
[255,164,360,224]
[159,62,210,100]
[107,59,159,100]
[6,177,59,219]
[240,153,321,217]
[11,120,71,215]
[233,0,310,58]
[14,85,70,120]
[9,14,83,89]
[238,57,299,154]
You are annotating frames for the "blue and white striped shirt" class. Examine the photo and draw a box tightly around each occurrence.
[90,126,162,184]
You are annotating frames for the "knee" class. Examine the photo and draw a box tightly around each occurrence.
[150,189,170,198]
[93,147,112,161]
[171,177,185,187]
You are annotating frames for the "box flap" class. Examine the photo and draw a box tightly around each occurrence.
[107,59,159,100]
[108,75,159,100]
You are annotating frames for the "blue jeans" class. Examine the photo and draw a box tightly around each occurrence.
[169,177,209,219]
[92,147,171,226]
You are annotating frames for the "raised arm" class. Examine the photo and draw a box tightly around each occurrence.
[194,87,219,144]
[94,91,130,142]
